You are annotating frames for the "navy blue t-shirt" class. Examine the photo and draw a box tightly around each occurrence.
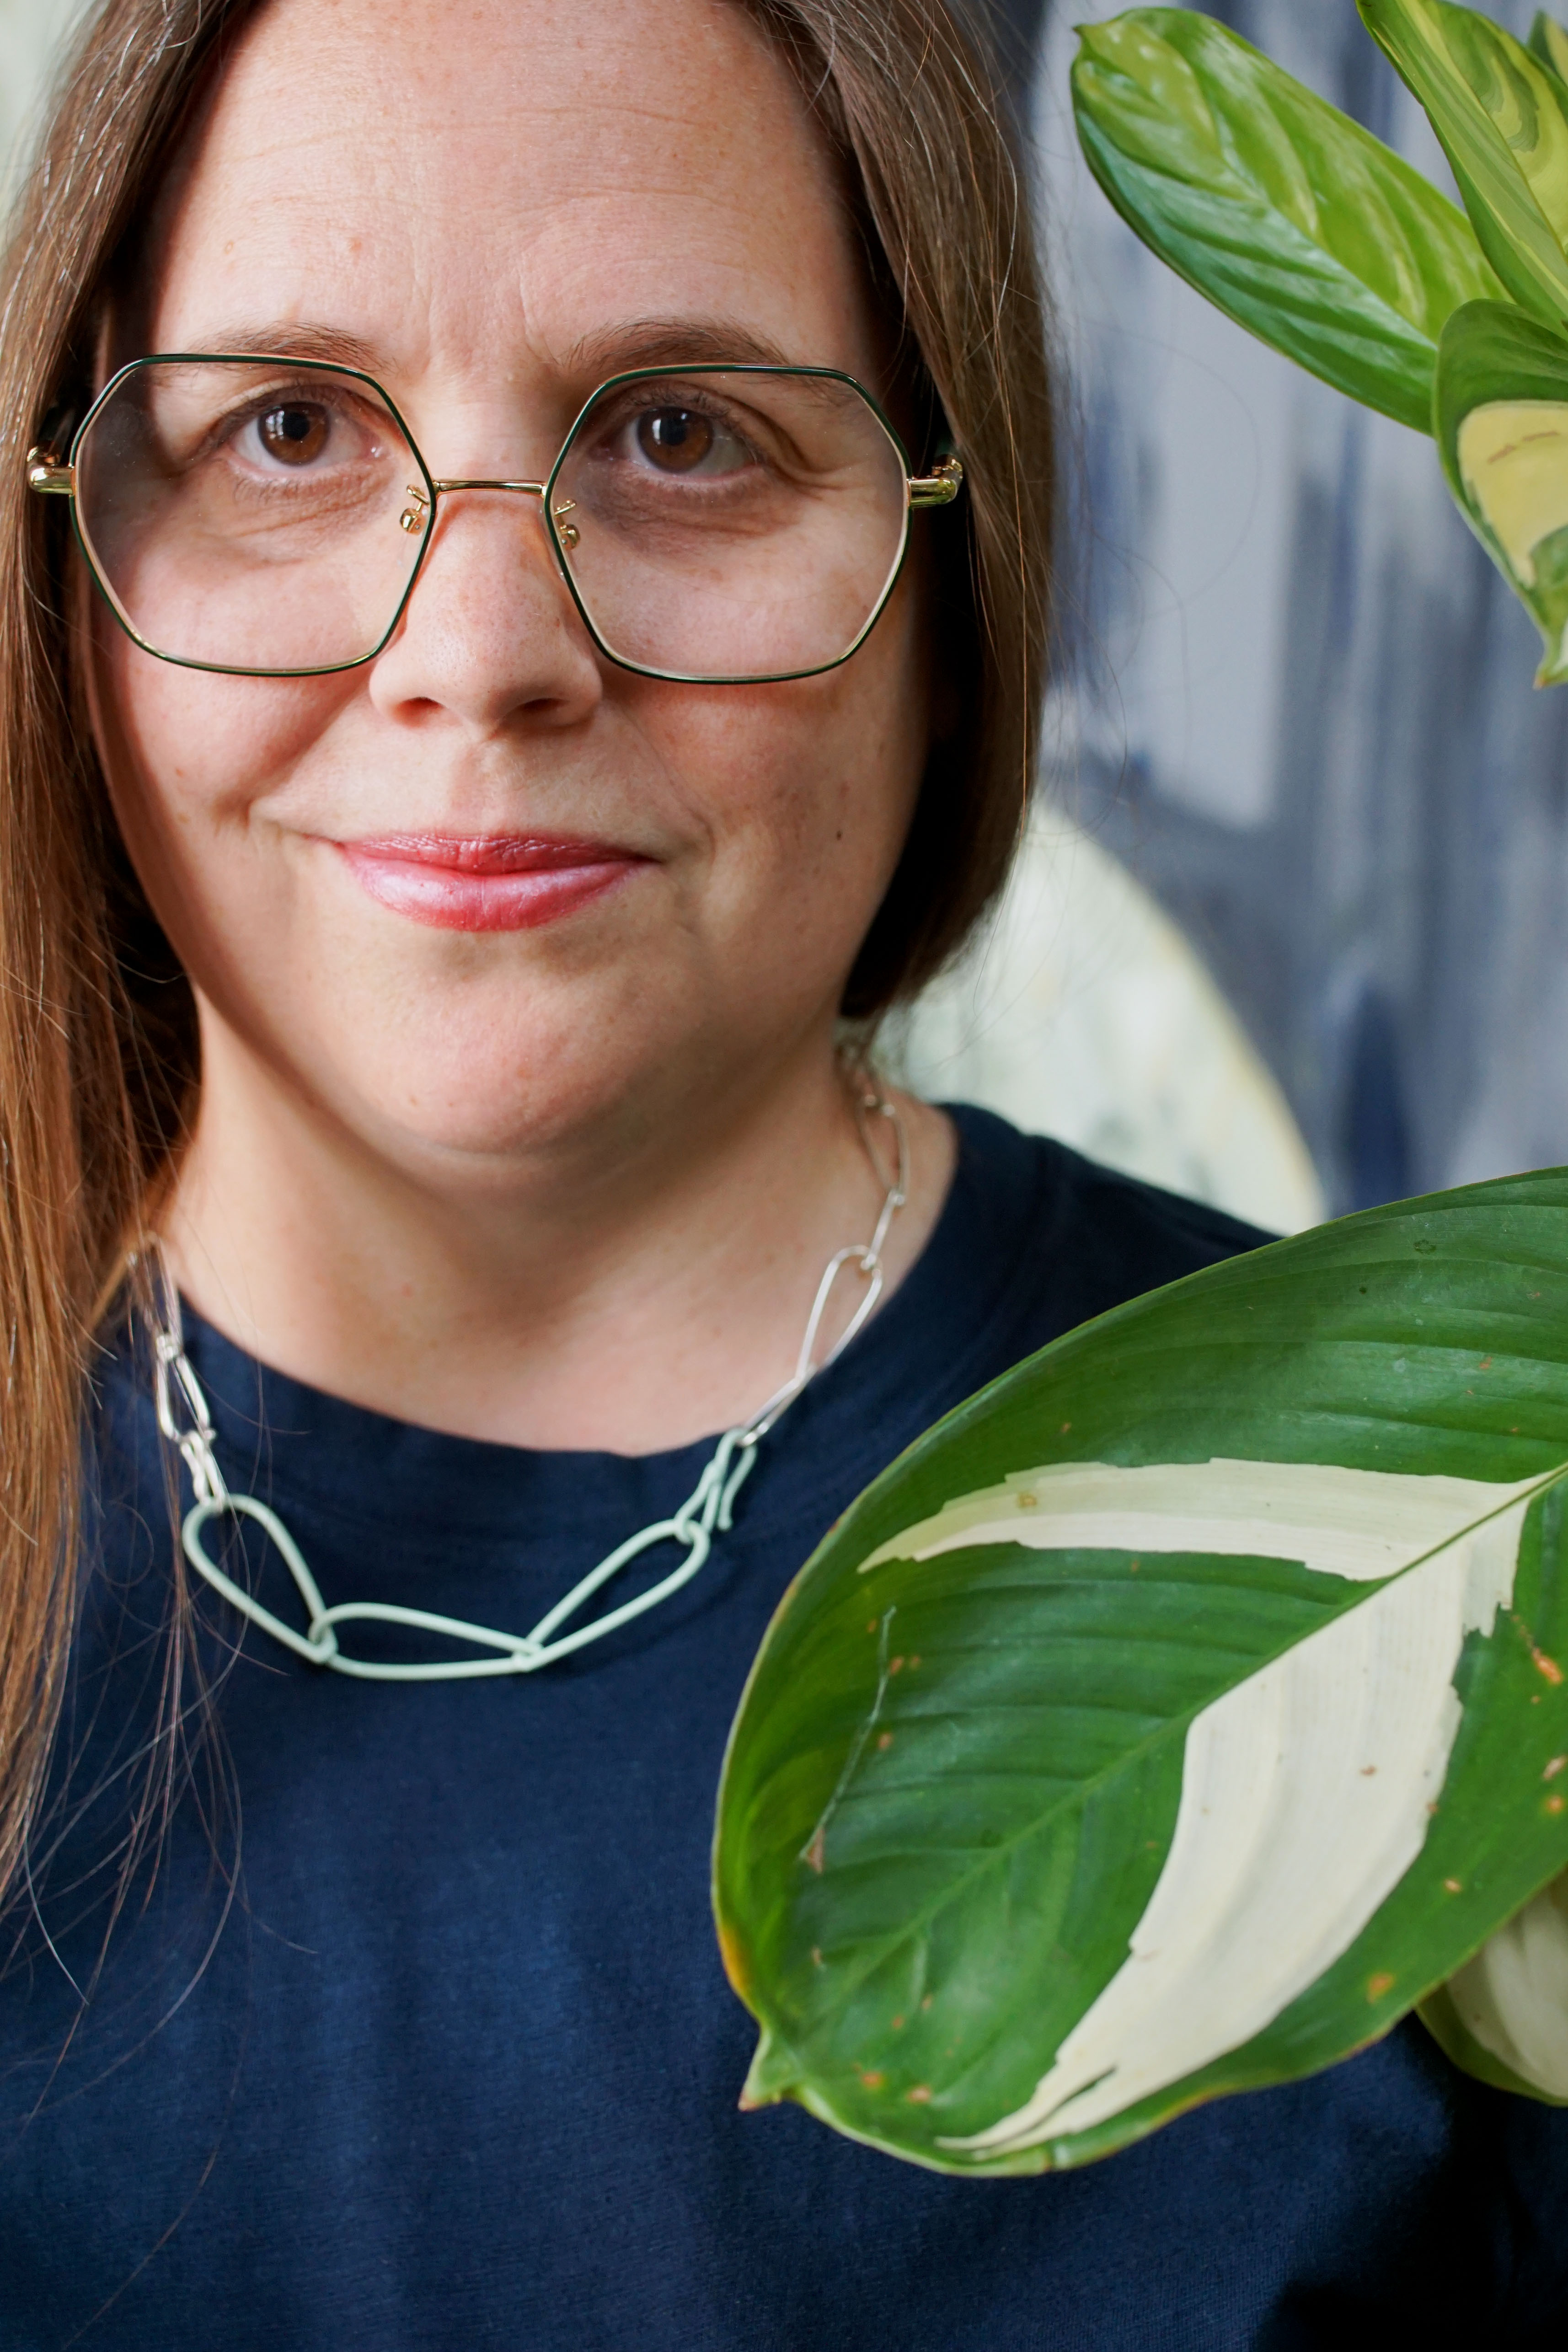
[3,1107,1567,2348]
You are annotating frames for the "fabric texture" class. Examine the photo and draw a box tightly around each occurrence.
[1,1106,1564,2349]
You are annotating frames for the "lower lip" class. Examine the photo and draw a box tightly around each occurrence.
[337,839,642,932]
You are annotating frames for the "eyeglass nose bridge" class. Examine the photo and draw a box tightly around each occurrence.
[400,477,580,549]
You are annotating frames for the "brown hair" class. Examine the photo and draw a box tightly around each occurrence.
[0,0,1054,1910]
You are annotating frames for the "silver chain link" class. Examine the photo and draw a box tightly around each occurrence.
[131,1089,909,1683]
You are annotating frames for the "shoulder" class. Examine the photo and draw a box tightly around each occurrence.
[941,1101,1274,1366]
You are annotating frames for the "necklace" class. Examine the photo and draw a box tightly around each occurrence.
[135,1088,910,1683]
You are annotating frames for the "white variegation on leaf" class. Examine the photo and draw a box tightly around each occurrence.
[1456,402,1568,587]
[1446,1873,1568,2096]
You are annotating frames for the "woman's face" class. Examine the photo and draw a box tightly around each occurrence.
[92,0,929,1181]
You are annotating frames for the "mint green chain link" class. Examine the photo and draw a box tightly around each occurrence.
[137,1092,908,1683]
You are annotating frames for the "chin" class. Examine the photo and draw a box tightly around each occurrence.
[337,1023,672,1171]
[245,956,781,1173]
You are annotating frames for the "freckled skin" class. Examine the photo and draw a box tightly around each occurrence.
[89,0,955,1450]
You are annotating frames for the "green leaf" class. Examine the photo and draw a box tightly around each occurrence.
[1531,12,1568,87]
[1419,1873,1568,2105]
[1070,10,1501,434]
[1360,0,1568,327]
[714,1174,1568,2173]
[1434,297,1568,684]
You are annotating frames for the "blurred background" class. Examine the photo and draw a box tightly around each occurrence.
[4,0,1562,1234]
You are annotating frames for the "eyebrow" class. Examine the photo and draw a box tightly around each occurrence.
[171,316,807,383]
[171,323,383,371]
[562,317,801,377]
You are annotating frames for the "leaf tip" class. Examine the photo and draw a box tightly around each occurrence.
[740,2030,798,2111]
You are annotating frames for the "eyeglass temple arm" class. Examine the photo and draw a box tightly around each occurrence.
[907,454,963,509]
[27,452,75,495]
[26,400,78,495]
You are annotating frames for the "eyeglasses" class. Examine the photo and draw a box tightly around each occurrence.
[27,355,964,685]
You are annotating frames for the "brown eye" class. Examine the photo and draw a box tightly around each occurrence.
[636,408,715,472]
[257,403,330,466]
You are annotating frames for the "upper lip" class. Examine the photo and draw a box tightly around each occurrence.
[340,833,643,873]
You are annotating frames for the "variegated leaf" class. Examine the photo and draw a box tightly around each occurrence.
[1360,0,1568,327]
[1435,298,1568,682]
[1070,10,1500,434]
[715,1175,1568,2172]
[1420,1871,1568,2100]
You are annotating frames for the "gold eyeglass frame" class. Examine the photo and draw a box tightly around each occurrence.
[27,354,966,686]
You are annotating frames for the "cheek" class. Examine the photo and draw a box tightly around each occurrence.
[91,611,353,893]
[639,579,928,921]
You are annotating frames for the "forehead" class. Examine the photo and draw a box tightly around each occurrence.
[136,0,875,391]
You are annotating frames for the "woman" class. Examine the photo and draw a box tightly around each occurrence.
[0,0,1563,2342]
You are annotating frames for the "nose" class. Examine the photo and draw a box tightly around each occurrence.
[365,480,603,738]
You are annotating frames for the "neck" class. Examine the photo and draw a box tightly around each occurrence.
[162,1015,955,1454]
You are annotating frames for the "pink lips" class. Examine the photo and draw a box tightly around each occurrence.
[337,834,644,932]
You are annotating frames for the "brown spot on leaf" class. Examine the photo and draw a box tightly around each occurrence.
[1367,1972,1397,2002]
[891,2016,904,2031]
[811,1947,824,1967]
[1017,1493,1038,1511]
[1479,1356,1494,1371]
[889,1657,904,1675]
[1536,1650,1565,1687]
[859,2070,885,2091]
[1548,1795,1566,1817]
[1060,1422,1071,1435]
[877,1731,894,1752]
[1545,1757,1567,1781]
[907,2085,933,2104]
[803,1826,826,1875]
[1444,1879,1463,1895]
[1360,1766,1377,1777]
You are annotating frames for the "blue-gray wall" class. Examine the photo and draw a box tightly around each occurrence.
[1025,0,1568,1211]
